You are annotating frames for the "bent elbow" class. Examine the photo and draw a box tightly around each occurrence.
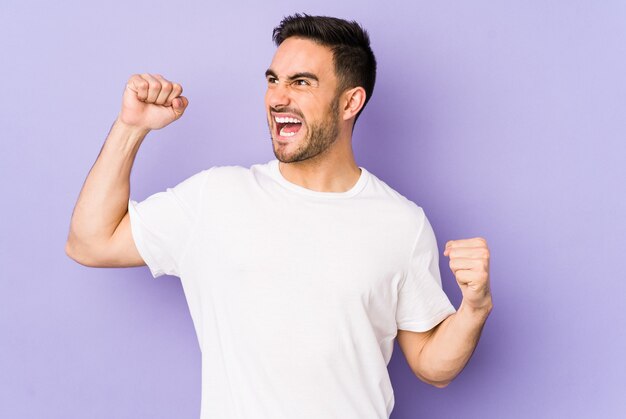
[65,240,85,265]
[65,240,98,267]
[431,380,451,389]
[65,240,79,261]
[415,370,452,389]
[425,372,453,388]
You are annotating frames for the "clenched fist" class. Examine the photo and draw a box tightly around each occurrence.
[118,73,189,130]
[444,237,493,312]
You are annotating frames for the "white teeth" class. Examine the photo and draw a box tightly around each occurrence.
[274,116,302,124]
[279,127,296,137]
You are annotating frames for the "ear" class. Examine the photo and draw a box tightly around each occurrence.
[340,87,367,122]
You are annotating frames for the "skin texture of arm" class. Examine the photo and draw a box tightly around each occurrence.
[65,119,148,267]
[397,237,493,387]
[397,303,492,387]
[65,74,188,267]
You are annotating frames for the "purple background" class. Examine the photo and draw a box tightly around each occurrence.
[1,1,625,418]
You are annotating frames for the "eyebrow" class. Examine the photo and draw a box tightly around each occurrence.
[265,69,319,82]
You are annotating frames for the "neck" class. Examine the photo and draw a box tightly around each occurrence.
[278,132,361,193]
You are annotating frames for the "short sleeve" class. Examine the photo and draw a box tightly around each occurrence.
[127,169,211,278]
[396,210,457,332]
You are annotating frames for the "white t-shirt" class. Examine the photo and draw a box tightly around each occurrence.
[128,159,456,419]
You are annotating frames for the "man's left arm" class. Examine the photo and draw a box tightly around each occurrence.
[397,237,493,388]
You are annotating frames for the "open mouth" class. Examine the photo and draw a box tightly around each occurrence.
[275,115,303,138]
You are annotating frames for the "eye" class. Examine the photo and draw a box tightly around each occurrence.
[294,79,310,86]
[267,76,278,84]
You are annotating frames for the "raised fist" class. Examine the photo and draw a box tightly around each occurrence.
[118,73,189,130]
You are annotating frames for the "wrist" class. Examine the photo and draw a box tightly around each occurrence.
[102,116,150,156]
[114,115,151,137]
[458,298,493,319]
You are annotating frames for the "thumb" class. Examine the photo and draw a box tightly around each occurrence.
[172,96,189,117]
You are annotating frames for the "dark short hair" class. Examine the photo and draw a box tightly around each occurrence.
[272,13,377,122]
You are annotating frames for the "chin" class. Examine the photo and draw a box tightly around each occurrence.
[272,146,301,163]
[272,149,295,163]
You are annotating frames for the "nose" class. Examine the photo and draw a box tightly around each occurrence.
[265,82,290,110]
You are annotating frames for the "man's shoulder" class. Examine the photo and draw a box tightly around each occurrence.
[203,160,270,179]
[365,170,424,212]
[195,160,274,192]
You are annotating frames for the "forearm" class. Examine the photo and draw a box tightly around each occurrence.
[420,300,493,386]
[66,118,148,252]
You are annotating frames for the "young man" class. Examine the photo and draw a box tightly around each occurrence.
[66,14,493,419]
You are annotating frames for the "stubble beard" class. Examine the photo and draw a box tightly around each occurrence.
[269,98,341,164]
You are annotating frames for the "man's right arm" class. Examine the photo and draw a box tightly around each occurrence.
[65,73,188,267]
